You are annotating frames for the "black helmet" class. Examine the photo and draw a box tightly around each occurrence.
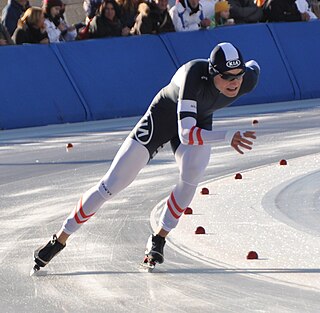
[208,42,245,75]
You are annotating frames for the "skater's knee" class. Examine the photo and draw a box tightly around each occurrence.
[178,146,210,184]
[181,164,206,185]
[98,166,138,198]
[97,179,114,199]
[181,156,208,181]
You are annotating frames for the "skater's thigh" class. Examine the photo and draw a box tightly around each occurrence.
[100,137,149,191]
[110,137,149,169]
[175,144,211,184]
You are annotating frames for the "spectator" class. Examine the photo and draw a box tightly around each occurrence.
[228,0,263,23]
[131,0,175,34]
[0,21,14,45]
[116,0,141,28]
[263,0,309,21]
[42,0,77,42]
[169,0,211,31]
[54,2,78,41]
[89,0,131,38]
[296,0,318,19]
[43,0,63,42]
[83,0,104,21]
[211,0,235,26]
[1,0,30,36]
[12,7,49,44]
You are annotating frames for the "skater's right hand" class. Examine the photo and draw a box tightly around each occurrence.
[231,131,256,154]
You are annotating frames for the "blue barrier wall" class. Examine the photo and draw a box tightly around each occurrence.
[0,44,88,129]
[0,21,319,129]
[267,21,320,100]
[55,35,177,120]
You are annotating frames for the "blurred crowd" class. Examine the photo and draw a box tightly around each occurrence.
[0,0,319,45]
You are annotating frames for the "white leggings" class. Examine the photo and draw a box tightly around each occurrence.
[61,137,211,234]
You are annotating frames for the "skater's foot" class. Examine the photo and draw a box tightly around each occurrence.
[33,234,66,268]
[145,234,166,264]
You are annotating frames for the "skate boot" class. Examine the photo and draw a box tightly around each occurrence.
[141,234,166,271]
[30,234,65,275]
[140,234,166,272]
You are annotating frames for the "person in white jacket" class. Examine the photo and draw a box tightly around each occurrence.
[42,0,62,42]
[43,0,77,42]
[169,0,211,31]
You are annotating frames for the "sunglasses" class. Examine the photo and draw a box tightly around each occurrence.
[219,70,246,81]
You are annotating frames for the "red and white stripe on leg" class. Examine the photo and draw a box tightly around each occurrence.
[167,192,186,220]
[74,197,95,224]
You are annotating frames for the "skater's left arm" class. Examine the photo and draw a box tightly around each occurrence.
[229,130,256,154]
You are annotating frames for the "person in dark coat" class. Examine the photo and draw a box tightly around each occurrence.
[116,0,142,29]
[0,22,14,45]
[263,0,309,22]
[89,0,130,38]
[131,0,175,34]
[12,7,49,44]
[1,0,30,36]
[228,0,263,23]
[83,0,104,21]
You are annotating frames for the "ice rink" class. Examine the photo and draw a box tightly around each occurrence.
[1,100,320,313]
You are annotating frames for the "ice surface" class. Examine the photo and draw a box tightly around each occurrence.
[1,100,320,312]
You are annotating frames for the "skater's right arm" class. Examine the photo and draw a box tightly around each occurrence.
[177,99,231,145]
[176,63,256,152]
[174,63,230,145]
[177,102,255,151]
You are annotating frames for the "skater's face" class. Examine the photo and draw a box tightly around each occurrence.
[213,68,245,98]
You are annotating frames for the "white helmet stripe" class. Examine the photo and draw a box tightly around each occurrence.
[218,42,240,61]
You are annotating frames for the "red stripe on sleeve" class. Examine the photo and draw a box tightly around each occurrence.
[196,128,203,145]
[188,126,196,145]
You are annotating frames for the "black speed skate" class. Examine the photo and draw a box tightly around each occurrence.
[30,234,65,276]
[140,234,166,272]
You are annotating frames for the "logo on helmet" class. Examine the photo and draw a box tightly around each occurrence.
[226,59,241,68]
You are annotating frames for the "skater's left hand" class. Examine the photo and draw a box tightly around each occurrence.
[231,131,256,154]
